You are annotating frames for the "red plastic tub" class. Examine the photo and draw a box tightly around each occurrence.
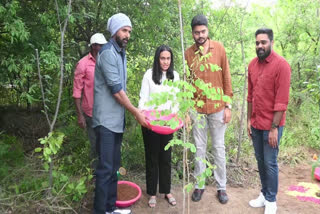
[315,167,320,181]
[144,110,183,135]
[116,181,142,208]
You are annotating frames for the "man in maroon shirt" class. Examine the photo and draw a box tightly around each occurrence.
[247,28,291,214]
[73,33,107,170]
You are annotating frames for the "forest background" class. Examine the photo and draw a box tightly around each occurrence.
[0,0,319,213]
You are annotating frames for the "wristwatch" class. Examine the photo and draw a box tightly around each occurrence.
[225,104,232,109]
[271,123,279,129]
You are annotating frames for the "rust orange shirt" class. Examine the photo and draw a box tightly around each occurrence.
[185,39,233,114]
[247,50,291,130]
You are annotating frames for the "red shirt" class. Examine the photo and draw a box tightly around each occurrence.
[247,50,291,130]
[72,53,96,117]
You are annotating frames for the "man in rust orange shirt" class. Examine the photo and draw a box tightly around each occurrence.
[247,28,291,214]
[185,15,233,204]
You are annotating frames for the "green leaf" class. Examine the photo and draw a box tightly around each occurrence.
[209,64,221,72]
[44,147,51,155]
[198,180,205,189]
[199,64,205,72]
[14,185,19,194]
[60,174,69,182]
[197,100,205,107]
[205,168,212,176]
[43,163,49,171]
[34,147,42,152]
[222,95,232,103]
[184,183,194,193]
[68,183,75,190]
[39,139,47,144]
[190,145,196,153]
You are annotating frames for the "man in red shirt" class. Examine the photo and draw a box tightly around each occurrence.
[247,28,291,214]
[72,33,107,170]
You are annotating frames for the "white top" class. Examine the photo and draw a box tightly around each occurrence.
[139,69,180,113]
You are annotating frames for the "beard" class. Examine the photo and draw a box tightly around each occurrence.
[115,35,129,48]
[195,37,208,46]
[256,46,271,60]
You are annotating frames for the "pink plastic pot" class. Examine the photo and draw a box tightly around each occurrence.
[116,181,142,208]
[144,110,183,135]
[315,167,320,181]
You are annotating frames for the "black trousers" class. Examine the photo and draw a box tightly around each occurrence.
[141,126,173,196]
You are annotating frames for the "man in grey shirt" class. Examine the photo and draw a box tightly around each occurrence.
[92,13,148,214]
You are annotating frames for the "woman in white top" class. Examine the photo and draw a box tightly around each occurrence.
[139,45,179,208]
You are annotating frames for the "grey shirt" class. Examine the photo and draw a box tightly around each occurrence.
[92,38,127,133]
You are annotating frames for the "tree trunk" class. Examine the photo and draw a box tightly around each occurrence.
[178,0,188,213]
[236,5,249,164]
[35,0,72,196]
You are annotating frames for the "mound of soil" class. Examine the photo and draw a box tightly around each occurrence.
[117,183,139,201]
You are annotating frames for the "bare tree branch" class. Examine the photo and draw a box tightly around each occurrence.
[55,0,62,32]
[95,0,103,30]
[213,7,230,36]
[51,0,72,131]
[177,1,189,213]
[47,0,72,195]
[236,0,250,164]
[35,49,51,126]
[306,30,317,43]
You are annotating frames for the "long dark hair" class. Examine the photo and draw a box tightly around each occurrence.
[152,45,174,85]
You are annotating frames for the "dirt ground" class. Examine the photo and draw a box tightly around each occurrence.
[128,163,320,214]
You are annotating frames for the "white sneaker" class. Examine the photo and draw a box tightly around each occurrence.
[264,201,277,214]
[249,192,266,208]
[114,209,132,214]
[106,209,131,214]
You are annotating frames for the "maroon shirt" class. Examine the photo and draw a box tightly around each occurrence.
[72,53,96,117]
[247,50,291,130]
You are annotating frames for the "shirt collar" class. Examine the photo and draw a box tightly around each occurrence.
[192,38,215,53]
[109,38,124,53]
[88,52,95,61]
[264,50,275,63]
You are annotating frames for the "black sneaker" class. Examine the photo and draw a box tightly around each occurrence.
[217,190,228,204]
[191,189,204,202]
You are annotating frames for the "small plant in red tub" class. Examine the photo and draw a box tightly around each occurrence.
[144,110,183,135]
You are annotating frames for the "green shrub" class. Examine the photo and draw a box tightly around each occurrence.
[282,98,320,149]
[0,133,24,180]
[122,121,146,171]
